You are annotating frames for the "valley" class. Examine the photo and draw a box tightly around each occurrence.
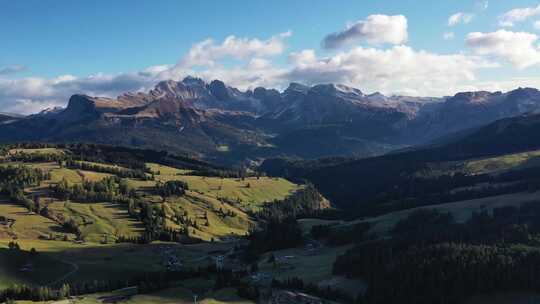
[4,138,540,303]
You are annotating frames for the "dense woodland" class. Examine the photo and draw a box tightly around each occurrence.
[261,153,540,219]
[0,165,49,212]
[331,205,540,304]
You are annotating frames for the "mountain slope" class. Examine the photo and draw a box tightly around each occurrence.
[4,78,540,163]
[260,113,540,213]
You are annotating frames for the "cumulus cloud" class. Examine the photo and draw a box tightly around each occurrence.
[0,30,518,115]
[499,4,540,27]
[285,45,493,96]
[466,30,540,69]
[0,65,27,75]
[448,12,474,26]
[0,72,159,114]
[179,31,291,67]
[0,33,293,114]
[534,20,540,30]
[322,15,408,49]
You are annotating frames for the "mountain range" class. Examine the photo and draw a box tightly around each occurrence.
[2,76,540,164]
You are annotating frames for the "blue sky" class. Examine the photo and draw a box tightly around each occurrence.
[2,0,540,113]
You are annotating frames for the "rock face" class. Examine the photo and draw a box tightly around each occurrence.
[3,77,540,164]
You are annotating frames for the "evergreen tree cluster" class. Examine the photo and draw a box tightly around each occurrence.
[333,204,540,304]
[0,267,213,303]
[0,165,49,212]
[154,180,189,197]
[245,217,303,260]
[256,184,330,220]
[65,159,149,179]
[50,177,135,203]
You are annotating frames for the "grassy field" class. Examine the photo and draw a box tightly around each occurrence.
[349,191,540,236]
[0,197,65,240]
[163,191,254,241]
[147,163,299,209]
[9,148,66,156]
[49,168,83,185]
[259,245,352,284]
[0,239,232,289]
[0,156,305,293]
[463,149,540,174]
[77,170,112,182]
[47,201,144,243]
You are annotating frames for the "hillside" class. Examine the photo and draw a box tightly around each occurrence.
[261,113,540,215]
[0,143,341,303]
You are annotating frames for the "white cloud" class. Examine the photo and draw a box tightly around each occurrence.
[289,50,317,67]
[466,30,540,69]
[322,15,408,49]
[534,20,540,30]
[179,31,291,67]
[285,45,493,96]
[0,71,161,115]
[448,12,474,26]
[499,4,540,27]
[443,32,455,40]
[0,30,519,115]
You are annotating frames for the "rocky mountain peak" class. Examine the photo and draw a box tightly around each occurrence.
[182,76,206,87]
[285,82,310,94]
[208,79,231,100]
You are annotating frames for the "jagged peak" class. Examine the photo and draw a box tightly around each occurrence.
[285,82,310,94]
[311,83,363,97]
[182,76,206,86]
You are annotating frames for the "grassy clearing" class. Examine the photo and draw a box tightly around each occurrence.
[260,245,352,284]
[464,149,540,174]
[146,163,192,175]
[164,191,254,241]
[353,191,540,236]
[76,160,129,170]
[47,201,144,243]
[77,170,112,182]
[9,148,65,156]
[49,168,83,185]
[154,176,298,210]
[146,162,299,209]
[0,239,231,288]
[0,198,64,240]
[216,145,230,152]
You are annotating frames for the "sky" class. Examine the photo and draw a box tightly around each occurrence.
[2,0,540,114]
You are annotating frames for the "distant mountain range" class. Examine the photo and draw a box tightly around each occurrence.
[2,76,540,164]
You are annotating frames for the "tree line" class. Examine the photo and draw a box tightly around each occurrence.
[333,203,540,304]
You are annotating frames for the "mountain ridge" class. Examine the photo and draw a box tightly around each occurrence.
[3,77,540,164]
